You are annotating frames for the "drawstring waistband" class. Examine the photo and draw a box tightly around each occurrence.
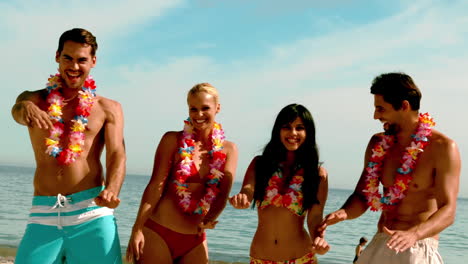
[51,194,71,229]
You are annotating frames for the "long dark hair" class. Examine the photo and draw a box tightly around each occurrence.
[253,104,321,210]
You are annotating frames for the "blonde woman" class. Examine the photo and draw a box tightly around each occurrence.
[127,83,238,263]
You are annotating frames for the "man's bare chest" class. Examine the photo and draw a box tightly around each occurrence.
[37,101,105,138]
[381,146,435,192]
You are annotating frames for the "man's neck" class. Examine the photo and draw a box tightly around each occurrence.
[61,85,81,102]
[395,112,420,145]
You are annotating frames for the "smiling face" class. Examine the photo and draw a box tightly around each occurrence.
[55,40,96,90]
[373,94,403,134]
[280,117,306,152]
[187,91,220,131]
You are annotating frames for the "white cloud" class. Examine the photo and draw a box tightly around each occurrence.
[0,0,185,166]
[1,0,467,197]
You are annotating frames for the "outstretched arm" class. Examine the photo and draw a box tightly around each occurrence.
[201,141,238,227]
[307,166,330,255]
[385,138,460,252]
[126,131,177,262]
[11,90,53,129]
[95,100,126,208]
[319,136,379,233]
[229,156,258,209]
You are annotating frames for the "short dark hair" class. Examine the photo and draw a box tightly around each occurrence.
[370,72,421,110]
[359,237,368,244]
[57,28,98,56]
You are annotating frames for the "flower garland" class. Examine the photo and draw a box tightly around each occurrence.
[259,166,305,216]
[45,73,96,165]
[363,113,435,211]
[173,119,227,215]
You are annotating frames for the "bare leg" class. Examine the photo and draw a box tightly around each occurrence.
[138,226,172,264]
[177,240,209,264]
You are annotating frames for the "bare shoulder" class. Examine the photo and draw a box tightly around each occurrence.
[16,89,47,104]
[249,155,262,167]
[160,131,180,144]
[364,132,386,153]
[95,96,123,124]
[223,140,238,154]
[429,129,458,153]
[318,165,328,181]
[151,131,179,159]
[96,95,122,111]
[369,132,384,145]
[157,131,182,155]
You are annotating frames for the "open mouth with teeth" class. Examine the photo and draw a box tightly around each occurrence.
[194,119,206,124]
[66,72,82,83]
[286,138,300,144]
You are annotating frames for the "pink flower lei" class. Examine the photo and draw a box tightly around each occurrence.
[173,119,227,215]
[45,73,96,165]
[363,113,435,211]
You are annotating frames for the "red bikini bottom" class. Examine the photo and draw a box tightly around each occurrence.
[144,218,206,260]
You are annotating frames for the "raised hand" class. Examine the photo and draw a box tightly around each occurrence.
[21,101,53,129]
[94,189,121,208]
[317,209,348,236]
[229,193,251,209]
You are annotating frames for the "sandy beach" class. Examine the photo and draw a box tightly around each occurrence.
[0,247,14,264]
[0,245,245,264]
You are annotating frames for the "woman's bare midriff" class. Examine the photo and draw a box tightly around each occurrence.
[250,206,311,261]
[151,182,206,234]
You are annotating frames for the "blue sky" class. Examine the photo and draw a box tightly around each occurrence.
[1,0,466,197]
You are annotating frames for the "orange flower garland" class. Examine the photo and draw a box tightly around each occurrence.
[173,119,227,215]
[363,113,435,211]
[45,73,96,165]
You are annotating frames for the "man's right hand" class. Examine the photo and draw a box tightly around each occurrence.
[20,101,53,129]
[229,193,251,209]
[126,228,145,263]
[317,209,348,236]
[94,189,121,209]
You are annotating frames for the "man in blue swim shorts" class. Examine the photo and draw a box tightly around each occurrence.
[11,28,126,264]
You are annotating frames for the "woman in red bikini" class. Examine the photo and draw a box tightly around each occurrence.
[126,83,238,263]
[230,104,329,264]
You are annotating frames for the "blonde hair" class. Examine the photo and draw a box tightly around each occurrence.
[187,83,219,104]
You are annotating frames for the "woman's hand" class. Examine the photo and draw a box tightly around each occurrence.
[229,193,251,209]
[311,236,330,255]
[126,228,145,263]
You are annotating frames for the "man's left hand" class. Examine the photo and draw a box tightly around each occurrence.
[383,226,418,253]
[94,189,121,208]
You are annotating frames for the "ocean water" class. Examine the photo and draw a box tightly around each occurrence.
[0,165,467,263]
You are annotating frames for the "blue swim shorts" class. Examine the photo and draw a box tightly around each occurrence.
[15,186,122,264]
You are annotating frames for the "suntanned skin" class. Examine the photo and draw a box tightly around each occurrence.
[230,117,330,261]
[230,157,329,261]
[11,40,126,207]
[319,95,461,253]
[126,91,238,264]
